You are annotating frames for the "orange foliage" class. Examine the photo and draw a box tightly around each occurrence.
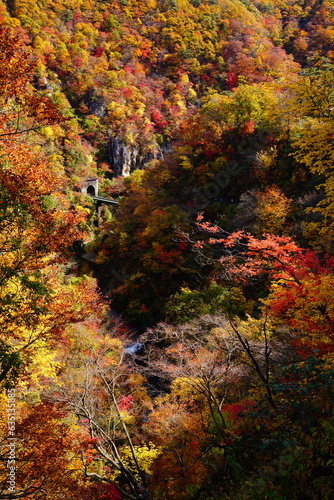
[147,400,209,499]
[0,26,62,138]
[0,142,85,273]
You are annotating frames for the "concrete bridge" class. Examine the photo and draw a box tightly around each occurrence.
[91,195,119,206]
[81,178,119,206]
[80,178,119,226]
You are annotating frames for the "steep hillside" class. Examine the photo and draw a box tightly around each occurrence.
[0,2,333,499]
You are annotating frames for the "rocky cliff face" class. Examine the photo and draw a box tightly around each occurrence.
[85,90,106,118]
[84,90,173,177]
[107,137,172,177]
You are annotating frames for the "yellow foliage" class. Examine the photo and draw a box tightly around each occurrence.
[180,73,189,84]
[108,102,127,120]
[286,65,334,246]
[170,377,200,399]
[187,87,197,101]
[43,126,55,138]
[18,340,63,390]
[180,155,193,170]
[128,169,146,188]
[254,185,291,235]
[119,410,135,425]
[116,442,162,480]
[0,280,62,388]
[236,314,275,341]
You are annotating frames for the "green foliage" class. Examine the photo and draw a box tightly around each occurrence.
[165,282,250,323]
[221,357,334,499]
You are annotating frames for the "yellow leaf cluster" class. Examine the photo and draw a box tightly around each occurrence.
[118,442,162,480]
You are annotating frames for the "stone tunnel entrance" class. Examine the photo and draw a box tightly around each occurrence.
[79,177,118,227]
[81,178,98,197]
[86,184,96,196]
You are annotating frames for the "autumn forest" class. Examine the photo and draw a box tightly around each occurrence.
[0,0,333,498]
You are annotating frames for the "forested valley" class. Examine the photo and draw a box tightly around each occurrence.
[0,0,333,498]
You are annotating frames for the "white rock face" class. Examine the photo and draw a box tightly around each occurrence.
[108,137,172,177]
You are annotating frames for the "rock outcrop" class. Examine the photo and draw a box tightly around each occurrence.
[107,137,172,177]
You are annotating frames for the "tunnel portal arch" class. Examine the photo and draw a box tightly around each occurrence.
[86,184,96,196]
[81,178,98,197]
